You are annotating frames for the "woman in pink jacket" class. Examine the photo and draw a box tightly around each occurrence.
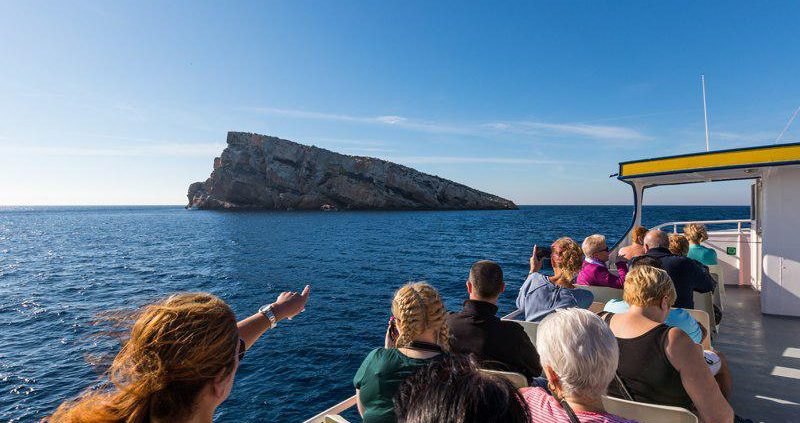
[577,234,628,289]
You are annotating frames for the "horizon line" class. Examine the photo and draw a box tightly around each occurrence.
[0,203,751,208]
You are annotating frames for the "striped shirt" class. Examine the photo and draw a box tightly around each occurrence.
[521,387,638,423]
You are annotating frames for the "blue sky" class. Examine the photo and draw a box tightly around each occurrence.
[1,1,798,206]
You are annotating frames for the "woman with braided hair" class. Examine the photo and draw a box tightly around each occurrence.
[353,282,449,423]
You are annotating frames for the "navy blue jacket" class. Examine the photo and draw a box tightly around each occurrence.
[645,247,716,309]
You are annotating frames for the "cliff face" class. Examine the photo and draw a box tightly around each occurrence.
[187,132,517,211]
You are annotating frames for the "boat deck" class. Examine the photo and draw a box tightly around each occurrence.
[716,286,800,422]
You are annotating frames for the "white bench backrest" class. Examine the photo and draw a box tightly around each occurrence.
[580,285,624,303]
[683,308,712,349]
[478,368,529,389]
[602,396,698,423]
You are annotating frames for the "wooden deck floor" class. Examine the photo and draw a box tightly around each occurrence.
[715,286,800,422]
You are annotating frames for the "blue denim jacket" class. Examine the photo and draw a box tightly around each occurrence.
[515,272,594,322]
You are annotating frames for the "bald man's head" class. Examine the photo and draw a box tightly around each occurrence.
[644,229,670,250]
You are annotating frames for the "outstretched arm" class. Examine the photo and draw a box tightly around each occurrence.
[237,285,311,350]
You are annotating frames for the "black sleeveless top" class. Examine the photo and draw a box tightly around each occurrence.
[601,312,694,410]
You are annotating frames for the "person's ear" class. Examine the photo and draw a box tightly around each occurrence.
[500,282,505,294]
[210,369,234,404]
[466,280,472,294]
[543,366,562,394]
[543,365,556,382]
[661,296,670,311]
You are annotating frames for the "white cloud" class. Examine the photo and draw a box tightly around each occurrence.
[248,106,649,140]
[376,115,407,124]
[483,123,510,130]
[248,107,366,123]
[386,155,564,165]
[488,121,650,140]
[4,142,226,158]
[713,130,780,143]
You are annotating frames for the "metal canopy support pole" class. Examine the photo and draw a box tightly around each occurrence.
[702,75,710,152]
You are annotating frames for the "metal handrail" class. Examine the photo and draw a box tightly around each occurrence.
[651,219,753,234]
[303,395,357,423]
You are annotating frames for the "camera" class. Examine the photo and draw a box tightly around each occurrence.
[535,246,552,261]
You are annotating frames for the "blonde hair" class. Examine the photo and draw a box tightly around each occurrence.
[623,265,677,308]
[392,282,450,352]
[552,237,584,283]
[683,223,709,244]
[581,234,607,258]
[668,234,690,256]
[630,226,648,245]
[50,293,239,423]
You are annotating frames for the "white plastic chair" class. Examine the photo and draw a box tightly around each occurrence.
[503,320,539,346]
[580,285,624,303]
[589,301,606,313]
[683,308,712,349]
[692,291,716,333]
[478,368,529,388]
[602,396,698,423]
[707,264,725,312]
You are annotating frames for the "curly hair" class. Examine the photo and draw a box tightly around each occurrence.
[630,226,648,245]
[50,293,239,423]
[683,223,709,244]
[392,282,450,352]
[623,265,677,308]
[552,237,584,284]
[669,234,690,256]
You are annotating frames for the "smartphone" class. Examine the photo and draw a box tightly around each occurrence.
[388,316,399,340]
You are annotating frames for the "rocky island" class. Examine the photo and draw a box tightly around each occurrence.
[187,132,517,211]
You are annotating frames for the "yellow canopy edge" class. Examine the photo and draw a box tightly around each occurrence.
[620,144,800,178]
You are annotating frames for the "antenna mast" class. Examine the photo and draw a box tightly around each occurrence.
[701,75,710,151]
[775,106,800,144]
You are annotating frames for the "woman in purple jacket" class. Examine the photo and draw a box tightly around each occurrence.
[577,234,628,289]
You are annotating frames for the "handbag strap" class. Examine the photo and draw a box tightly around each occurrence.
[598,311,634,402]
[614,374,634,401]
[559,398,582,423]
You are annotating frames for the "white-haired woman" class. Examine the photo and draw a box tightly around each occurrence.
[521,308,636,422]
[577,234,628,289]
[684,223,718,266]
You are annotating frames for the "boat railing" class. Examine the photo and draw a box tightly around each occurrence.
[303,395,357,423]
[651,218,753,235]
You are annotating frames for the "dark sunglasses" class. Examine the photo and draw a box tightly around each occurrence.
[238,338,246,362]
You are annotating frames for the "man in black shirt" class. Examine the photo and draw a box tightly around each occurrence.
[446,260,542,379]
[643,230,716,309]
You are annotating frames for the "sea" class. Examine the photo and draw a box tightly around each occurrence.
[0,205,749,422]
